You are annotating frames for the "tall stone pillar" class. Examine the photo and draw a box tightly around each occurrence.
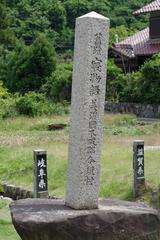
[65,12,110,209]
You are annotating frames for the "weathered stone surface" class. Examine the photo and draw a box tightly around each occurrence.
[66,11,110,210]
[10,198,160,240]
[0,181,34,200]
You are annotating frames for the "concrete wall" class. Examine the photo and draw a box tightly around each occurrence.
[105,102,160,118]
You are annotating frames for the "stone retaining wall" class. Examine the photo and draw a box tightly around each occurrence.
[0,182,57,200]
[0,182,34,200]
[105,102,160,118]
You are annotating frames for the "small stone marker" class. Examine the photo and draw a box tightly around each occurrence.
[133,140,145,198]
[65,12,110,209]
[34,150,48,198]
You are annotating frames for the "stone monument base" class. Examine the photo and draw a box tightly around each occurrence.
[10,198,160,240]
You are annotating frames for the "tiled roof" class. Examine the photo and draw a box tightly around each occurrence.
[117,28,149,46]
[133,0,160,16]
[112,27,160,58]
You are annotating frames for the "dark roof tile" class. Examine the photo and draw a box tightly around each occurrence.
[112,27,160,58]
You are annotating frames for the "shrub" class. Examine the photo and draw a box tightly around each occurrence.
[138,54,160,104]
[5,34,56,93]
[41,62,72,102]
[122,54,160,104]
[0,80,8,98]
[121,71,142,103]
[16,92,48,116]
[106,54,160,104]
[0,96,18,119]
[106,59,126,102]
[16,92,70,117]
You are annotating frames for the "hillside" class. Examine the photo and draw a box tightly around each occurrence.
[0,0,160,108]
[4,0,151,51]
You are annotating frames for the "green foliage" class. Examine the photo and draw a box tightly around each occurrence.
[0,200,7,209]
[109,26,135,47]
[1,113,160,201]
[48,0,66,33]
[5,35,56,93]
[0,198,20,240]
[62,0,149,30]
[63,0,89,29]
[7,0,66,44]
[0,80,8,98]
[16,92,69,117]
[88,0,111,17]
[0,46,10,84]
[112,114,137,127]
[0,0,16,48]
[0,0,158,104]
[0,96,18,119]
[106,54,160,104]
[106,59,126,101]
[4,0,151,52]
[5,42,30,92]
[139,54,160,104]
[0,91,70,119]
[110,0,150,28]
[16,92,47,116]
[121,71,142,103]
[120,54,160,104]
[41,62,72,102]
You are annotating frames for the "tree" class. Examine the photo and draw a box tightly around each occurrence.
[0,0,15,48]
[88,0,111,17]
[9,0,66,44]
[119,54,160,104]
[121,71,142,103]
[138,54,160,103]
[63,0,89,29]
[41,62,72,102]
[5,34,56,93]
[106,59,126,102]
[109,25,134,47]
[47,0,66,33]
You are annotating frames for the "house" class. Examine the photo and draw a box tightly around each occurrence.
[111,0,160,73]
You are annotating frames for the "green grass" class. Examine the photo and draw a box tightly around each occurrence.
[0,199,20,240]
[0,113,160,239]
[1,114,160,196]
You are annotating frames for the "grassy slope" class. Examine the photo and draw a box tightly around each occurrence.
[0,113,160,239]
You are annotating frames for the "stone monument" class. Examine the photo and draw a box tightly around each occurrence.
[10,13,160,240]
[65,11,110,210]
[133,140,145,198]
